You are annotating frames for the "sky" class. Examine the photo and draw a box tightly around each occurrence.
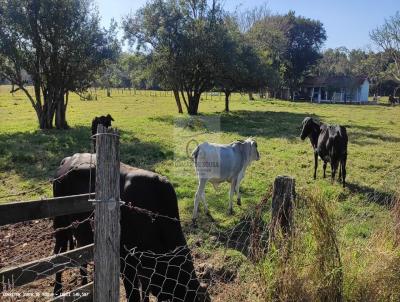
[97,0,399,51]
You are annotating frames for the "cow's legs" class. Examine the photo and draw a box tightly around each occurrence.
[121,260,143,302]
[74,221,93,286]
[323,161,327,178]
[313,152,318,179]
[331,161,339,183]
[200,189,209,216]
[228,180,236,215]
[341,155,347,188]
[193,178,207,222]
[53,231,70,296]
[236,171,245,206]
[235,181,241,206]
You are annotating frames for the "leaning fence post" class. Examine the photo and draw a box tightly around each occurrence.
[94,125,120,302]
[269,176,295,240]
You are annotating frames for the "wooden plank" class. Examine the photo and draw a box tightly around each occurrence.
[94,126,120,302]
[0,193,95,226]
[51,282,93,302]
[0,244,93,289]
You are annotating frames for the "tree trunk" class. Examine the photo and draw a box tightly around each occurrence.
[37,110,50,129]
[248,92,254,101]
[173,89,183,113]
[224,91,231,112]
[37,97,54,130]
[36,106,54,129]
[55,92,69,129]
[188,93,201,115]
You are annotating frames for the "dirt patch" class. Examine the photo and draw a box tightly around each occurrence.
[0,219,95,301]
[1,219,240,301]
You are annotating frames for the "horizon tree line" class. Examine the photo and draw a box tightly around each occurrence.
[0,0,399,128]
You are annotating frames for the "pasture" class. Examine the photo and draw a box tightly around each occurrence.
[1,86,400,301]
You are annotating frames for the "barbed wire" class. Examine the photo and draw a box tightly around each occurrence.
[2,188,400,301]
[1,131,399,301]
[0,187,272,301]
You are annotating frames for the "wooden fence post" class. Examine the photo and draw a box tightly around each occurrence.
[270,176,295,239]
[94,125,120,302]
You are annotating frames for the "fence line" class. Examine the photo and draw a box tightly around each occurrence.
[0,121,302,301]
[0,244,93,289]
[0,174,297,301]
[0,194,94,227]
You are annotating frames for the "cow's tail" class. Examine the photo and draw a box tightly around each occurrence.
[191,145,200,164]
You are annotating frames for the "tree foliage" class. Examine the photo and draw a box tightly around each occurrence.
[370,11,400,83]
[124,0,230,115]
[0,0,119,129]
[312,47,397,95]
[247,11,326,97]
[213,15,271,111]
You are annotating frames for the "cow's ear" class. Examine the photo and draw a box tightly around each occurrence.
[107,114,114,121]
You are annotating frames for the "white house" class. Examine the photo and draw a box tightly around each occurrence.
[297,76,370,103]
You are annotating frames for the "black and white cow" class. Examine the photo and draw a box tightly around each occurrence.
[300,117,348,187]
[191,138,260,223]
[53,153,208,301]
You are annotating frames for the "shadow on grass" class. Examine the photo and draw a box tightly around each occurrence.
[0,126,172,182]
[345,182,396,206]
[341,123,400,145]
[214,217,269,258]
[343,124,381,132]
[120,131,174,171]
[181,200,269,258]
[350,131,400,145]
[151,110,313,139]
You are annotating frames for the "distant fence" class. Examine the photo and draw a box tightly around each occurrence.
[81,88,227,100]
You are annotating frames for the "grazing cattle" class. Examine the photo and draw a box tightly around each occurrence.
[53,153,208,302]
[91,114,114,148]
[388,95,399,105]
[300,117,348,187]
[191,138,260,223]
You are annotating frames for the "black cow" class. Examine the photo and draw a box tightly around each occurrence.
[300,117,348,187]
[91,114,114,148]
[53,153,208,301]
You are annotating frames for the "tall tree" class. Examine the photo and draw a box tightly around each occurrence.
[283,12,326,97]
[313,47,351,76]
[247,11,326,98]
[370,11,400,83]
[123,0,226,115]
[215,15,270,111]
[0,0,119,129]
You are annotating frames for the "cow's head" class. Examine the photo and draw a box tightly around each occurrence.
[104,114,114,127]
[245,138,260,161]
[300,117,315,140]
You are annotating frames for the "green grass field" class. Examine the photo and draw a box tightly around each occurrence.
[1,86,399,300]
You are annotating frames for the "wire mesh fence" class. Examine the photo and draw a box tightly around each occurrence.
[1,180,399,301]
[0,197,272,302]
[1,125,399,302]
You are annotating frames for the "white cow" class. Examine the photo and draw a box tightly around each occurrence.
[191,138,260,222]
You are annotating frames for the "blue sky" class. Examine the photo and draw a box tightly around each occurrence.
[97,0,399,51]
